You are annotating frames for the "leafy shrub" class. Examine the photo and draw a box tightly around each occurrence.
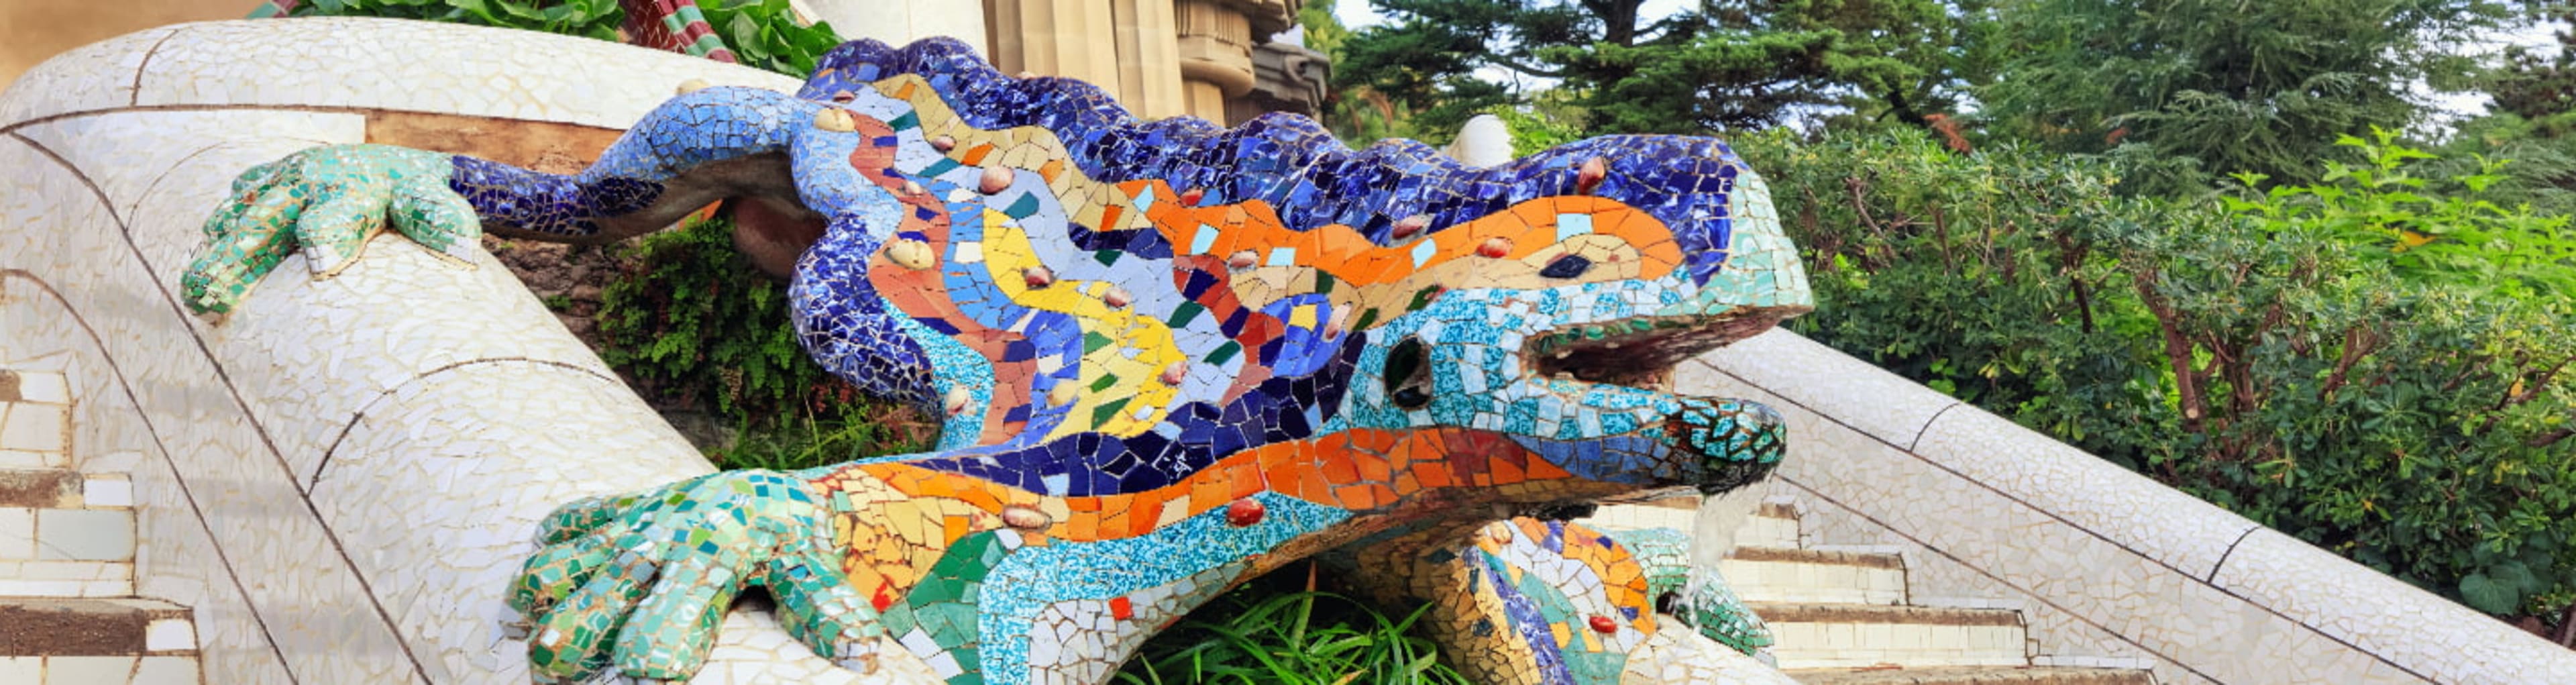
[288,0,841,77]
[290,0,621,40]
[1732,128,2174,460]
[1739,127,2576,621]
[594,217,930,468]
[1116,566,1468,685]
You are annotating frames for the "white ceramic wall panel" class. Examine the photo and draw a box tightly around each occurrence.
[0,19,901,684]
[0,28,176,128]
[0,156,299,684]
[130,19,804,131]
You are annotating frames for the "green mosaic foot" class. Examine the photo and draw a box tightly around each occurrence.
[1609,526,1775,657]
[181,144,478,315]
[509,470,886,683]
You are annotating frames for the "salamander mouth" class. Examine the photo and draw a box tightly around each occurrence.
[1525,309,1799,389]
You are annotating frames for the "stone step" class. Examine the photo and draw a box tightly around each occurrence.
[0,471,137,597]
[0,370,73,470]
[0,598,195,655]
[1723,547,1907,605]
[1751,602,2029,670]
[1784,666,2155,685]
[1583,500,1803,550]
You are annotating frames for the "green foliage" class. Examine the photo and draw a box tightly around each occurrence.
[1485,99,1585,158]
[1340,0,1998,138]
[1301,0,1431,142]
[1744,127,2576,621]
[1116,568,1470,685]
[292,0,624,41]
[595,217,928,469]
[2489,1,2576,136]
[291,0,840,78]
[2222,127,2576,298]
[1733,127,2174,462]
[696,0,845,77]
[1980,0,2512,194]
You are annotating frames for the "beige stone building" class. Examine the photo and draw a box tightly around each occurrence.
[813,0,1328,123]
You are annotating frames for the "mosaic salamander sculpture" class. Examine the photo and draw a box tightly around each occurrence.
[180,38,1813,684]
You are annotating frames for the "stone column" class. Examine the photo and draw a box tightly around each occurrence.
[1174,0,1255,123]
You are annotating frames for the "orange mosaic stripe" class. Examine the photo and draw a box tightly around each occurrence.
[1120,180,1684,285]
[846,427,1585,543]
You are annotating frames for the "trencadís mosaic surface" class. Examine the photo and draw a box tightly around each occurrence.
[178,38,1813,685]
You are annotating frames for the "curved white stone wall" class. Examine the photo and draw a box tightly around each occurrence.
[0,17,920,684]
[1676,329,2576,684]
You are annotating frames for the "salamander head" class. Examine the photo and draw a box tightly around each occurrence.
[1342,140,1811,497]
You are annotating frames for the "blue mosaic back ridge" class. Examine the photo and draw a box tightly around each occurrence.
[803,38,1743,284]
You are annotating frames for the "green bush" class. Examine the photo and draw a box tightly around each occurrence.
[1116,566,1469,685]
[289,0,841,78]
[1739,127,2576,621]
[594,217,929,468]
[1732,128,2174,460]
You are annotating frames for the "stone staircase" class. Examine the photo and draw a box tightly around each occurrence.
[1590,500,2155,685]
[0,368,200,684]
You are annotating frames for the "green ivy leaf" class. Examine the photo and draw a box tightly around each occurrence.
[2459,572,2519,614]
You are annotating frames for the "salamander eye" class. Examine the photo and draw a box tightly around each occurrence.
[1540,254,1593,278]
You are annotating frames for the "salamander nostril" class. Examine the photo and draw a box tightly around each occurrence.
[1385,336,1432,409]
[1540,254,1593,278]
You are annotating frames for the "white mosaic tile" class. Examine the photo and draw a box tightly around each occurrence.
[3,127,423,685]
[0,27,175,129]
[34,508,133,561]
[0,507,32,559]
[46,655,135,685]
[1913,406,2260,578]
[132,656,201,685]
[15,370,71,404]
[12,110,364,232]
[83,475,134,508]
[2212,528,2576,683]
[1688,329,1961,449]
[134,19,802,129]
[0,257,292,684]
[311,361,710,681]
[147,617,197,651]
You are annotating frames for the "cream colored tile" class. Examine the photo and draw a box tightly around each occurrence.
[0,656,38,684]
[2212,529,2576,683]
[14,372,70,404]
[1683,329,1960,448]
[3,129,423,685]
[0,507,32,558]
[135,19,800,129]
[0,449,61,468]
[146,618,196,651]
[0,27,176,127]
[35,508,131,561]
[83,475,132,508]
[12,110,364,229]
[131,657,198,685]
[13,560,126,580]
[1,403,67,452]
[1914,406,2258,577]
[45,656,133,685]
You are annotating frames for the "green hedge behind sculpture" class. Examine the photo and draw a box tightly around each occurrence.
[1737,126,2576,622]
